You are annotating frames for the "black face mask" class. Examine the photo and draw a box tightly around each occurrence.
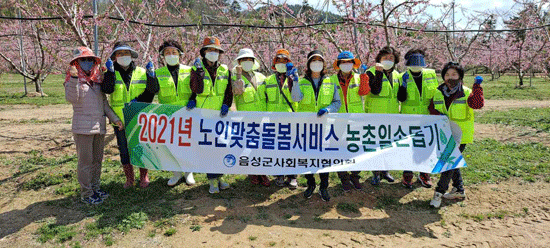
[445,79,461,88]
[443,79,462,97]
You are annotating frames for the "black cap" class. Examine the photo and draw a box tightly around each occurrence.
[307,50,324,62]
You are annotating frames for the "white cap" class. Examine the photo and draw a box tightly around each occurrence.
[234,48,260,71]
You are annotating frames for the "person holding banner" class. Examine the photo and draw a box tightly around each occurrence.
[399,49,438,189]
[187,36,233,194]
[101,42,159,189]
[294,50,342,201]
[257,49,301,189]
[330,51,370,192]
[154,39,196,187]
[428,62,484,208]
[65,46,123,204]
[231,48,271,187]
[363,46,404,186]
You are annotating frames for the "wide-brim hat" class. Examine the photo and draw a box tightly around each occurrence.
[70,46,101,65]
[200,36,225,56]
[234,48,260,71]
[333,51,360,70]
[271,49,292,70]
[109,44,139,60]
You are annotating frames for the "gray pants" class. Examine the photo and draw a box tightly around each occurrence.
[74,133,105,198]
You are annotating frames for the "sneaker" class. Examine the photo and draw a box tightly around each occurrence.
[209,179,220,194]
[184,172,196,185]
[81,194,103,205]
[304,186,315,199]
[430,192,443,208]
[218,178,230,190]
[288,178,298,189]
[402,172,414,189]
[341,180,352,192]
[381,171,395,182]
[260,175,271,187]
[94,189,109,200]
[350,176,362,190]
[443,187,466,200]
[167,172,183,186]
[370,173,380,186]
[276,176,285,187]
[319,188,330,202]
[418,173,433,188]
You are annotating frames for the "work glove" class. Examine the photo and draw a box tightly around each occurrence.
[401,72,409,88]
[146,61,155,77]
[474,76,483,85]
[286,62,299,82]
[186,100,196,110]
[105,58,114,72]
[317,108,328,117]
[193,58,202,69]
[130,98,138,103]
[220,104,229,117]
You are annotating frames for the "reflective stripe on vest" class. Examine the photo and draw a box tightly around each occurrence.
[331,73,363,113]
[110,67,147,122]
[364,67,400,114]
[263,74,296,112]
[297,77,335,112]
[400,68,439,115]
[192,62,230,110]
[234,72,266,112]
[433,86,474,144]
[156,65,192,105]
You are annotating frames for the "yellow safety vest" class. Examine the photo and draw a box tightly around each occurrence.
[433,86,474,144]
[297,77,336,112]
[233,71,266,112]
[192,62,230,110]
[400,68,438,115]
[364,67,400,114]
[331,73,363,113]
[156,65,192,106]
[110,67,147,123]
[259,74,297,112]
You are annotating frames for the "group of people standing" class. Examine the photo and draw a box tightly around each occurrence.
[64,36,484,208]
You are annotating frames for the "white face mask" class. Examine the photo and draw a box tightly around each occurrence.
[409,66,423,73]
[339,63,353,73]
[241,61,254,72]
[381,60,394,70]
[117,56,132,67]
[275,63,287,73]
[164,55,179,66]
[205,52,219,62]
[309,61,324,73]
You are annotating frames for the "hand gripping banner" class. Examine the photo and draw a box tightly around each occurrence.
[124,103,466,175]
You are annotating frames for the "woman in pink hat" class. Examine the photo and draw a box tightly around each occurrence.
[64,47,123,204]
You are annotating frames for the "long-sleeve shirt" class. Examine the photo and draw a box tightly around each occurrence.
[366,69,407,102]
[101,62,158,103]
[428,83,484,115]
[291,74,341,113]
[189,58,233,107]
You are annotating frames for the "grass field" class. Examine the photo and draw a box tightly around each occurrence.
[2,72,550,246]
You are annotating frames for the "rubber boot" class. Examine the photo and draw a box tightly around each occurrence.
[139,168,149,188]
[122,164,134,189]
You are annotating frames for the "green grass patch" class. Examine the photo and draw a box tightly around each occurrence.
[336,202,360,213]
[461,139,550,184]
[0,73,68,106]
[477,107,550,132]
[36,221,77,243]
[21,172,72,190]
[163,227,177,236]
[190,225,202,232]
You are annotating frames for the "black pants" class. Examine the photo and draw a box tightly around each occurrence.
[435,144,466,194]
[337,171,360,182]
[305,173,329,189]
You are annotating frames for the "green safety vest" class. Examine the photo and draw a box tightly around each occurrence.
[110,67,147,123]
[400,68,438,115]
[233,71,266,112]
[192,62,230,110]
[156,65,192,106]
[297,77,336,112]
[364,67,400,114]
[259,74,297,112]
[433,86,474,144]
[331,73,363,113]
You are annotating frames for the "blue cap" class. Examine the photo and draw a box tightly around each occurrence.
[405,53,426,67]
[337,51,355,60]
